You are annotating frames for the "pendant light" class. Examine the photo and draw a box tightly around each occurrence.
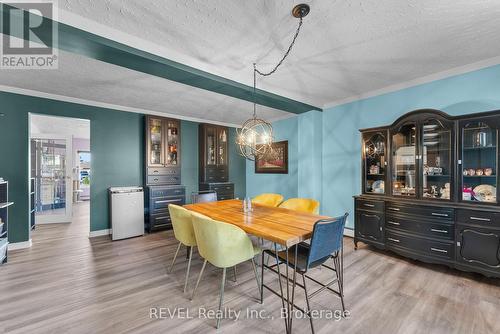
[236,4,310,161]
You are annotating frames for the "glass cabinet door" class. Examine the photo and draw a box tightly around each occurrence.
[217,127,228,166]
[392,123,417,197]
[165,120,179,166]
[148,117,163,166]
[421,119,452,200]
[364,132,386,194]
[206,126,216,166]
[460,121,498,204]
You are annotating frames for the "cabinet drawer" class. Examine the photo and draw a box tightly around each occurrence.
[218,193,234,201]
[386,216,454,240]
[147,167,180,176]
[356,199,384,212]
[211,183,234,193]
[386,230,454,260]
[386,203,454,221]
[151,197,184,212]
[147,175,181,185]
[150,187,185,198]
[150,213,172,230]
[456,209,500,228]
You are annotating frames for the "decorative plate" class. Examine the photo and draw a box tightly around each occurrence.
[372,180,385,193]
[473,184,497,202]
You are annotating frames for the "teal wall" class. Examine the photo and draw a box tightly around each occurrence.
[246,64,500,228]
[245,117,299,199]
[0,91,245,243]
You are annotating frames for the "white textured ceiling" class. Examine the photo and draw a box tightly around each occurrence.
[3,0,500,123]
[0,48,289,125]
[55,0,500,108]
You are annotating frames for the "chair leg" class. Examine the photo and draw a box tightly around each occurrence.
[168,242,182,273]
[251,258,261,296]
[183,246,194,293]
[216,268,227,329]
[260,251,265,304]
[302,274,315,334]
[190,259,207,301]
[333,255,346,313]
[232,265,237,283]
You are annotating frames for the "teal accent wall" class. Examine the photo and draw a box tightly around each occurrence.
[246,64,500,229]
[229,128,247,199]
[0,91,144,242]
[246,117,299,199]
[0,91,245,243]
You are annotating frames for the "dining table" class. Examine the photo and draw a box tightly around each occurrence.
[184,199,332,334]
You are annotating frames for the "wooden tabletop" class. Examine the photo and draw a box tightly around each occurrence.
[184,199,331,247]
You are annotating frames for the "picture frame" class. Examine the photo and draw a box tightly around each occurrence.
[255,140,288,174]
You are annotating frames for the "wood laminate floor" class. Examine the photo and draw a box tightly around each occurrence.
[1,201,499,334]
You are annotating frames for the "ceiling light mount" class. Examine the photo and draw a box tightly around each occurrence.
[237,4,310,161]
[292,4,310,18]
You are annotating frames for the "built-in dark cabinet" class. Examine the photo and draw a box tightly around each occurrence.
[0,179,13,265]
[145,115,181,185]
[355,109,500,278]
[199,124,229,183]
[144,116,185,232]
[199,124,234,200]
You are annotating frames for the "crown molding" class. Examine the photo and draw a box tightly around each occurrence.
[323,56,500,110]
[0,85,241,127]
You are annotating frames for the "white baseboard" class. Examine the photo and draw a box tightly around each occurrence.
[343,228,354,238]
[89,229,112,238]
[8,239,32,251]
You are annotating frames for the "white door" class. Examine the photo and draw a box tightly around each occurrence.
[32,133,73,224]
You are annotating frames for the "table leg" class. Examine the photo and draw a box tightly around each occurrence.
[273,243,288,334]
[289,246,298,333]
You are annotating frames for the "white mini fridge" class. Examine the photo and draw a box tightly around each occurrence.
[109,186,144,240]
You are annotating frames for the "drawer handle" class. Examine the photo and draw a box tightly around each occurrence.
[156,199,180,204]
[155,216,170,220]
[363,203,375,208]
[388,207,400,211]
[226,187,231,190]
[388,221,400,226]
[470,216,491,222]
[153,178,159,181]
[387,237,400,243]
[430,247,448,254]
[153,170,159,174]
[431,212,448,217]
[430,229,448,234]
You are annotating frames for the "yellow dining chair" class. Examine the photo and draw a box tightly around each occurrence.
[168,204,198,293]
[279,198,320,214]
[190,212,261,329]
[252,193,284,207]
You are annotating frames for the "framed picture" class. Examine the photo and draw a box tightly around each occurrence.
[255,140,288,174]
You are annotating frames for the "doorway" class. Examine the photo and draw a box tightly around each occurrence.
[29,114,90,238]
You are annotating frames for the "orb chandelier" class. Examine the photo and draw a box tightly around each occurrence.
[236,3,310,161]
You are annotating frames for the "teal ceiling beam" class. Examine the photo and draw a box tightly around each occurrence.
[1,4,321,114]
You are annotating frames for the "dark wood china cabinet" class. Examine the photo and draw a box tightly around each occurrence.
[199,124,234,200]
[144,115,185,232]
[355,109,500,278]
